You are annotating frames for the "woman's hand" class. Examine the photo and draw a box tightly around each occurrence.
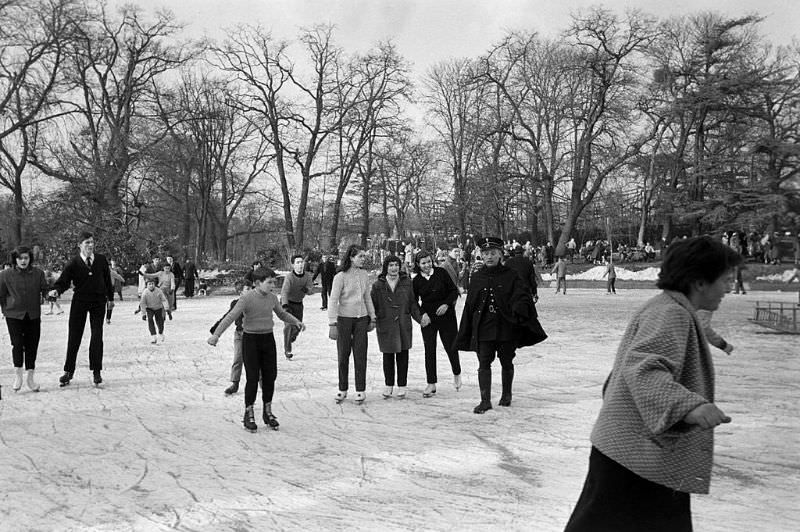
[420,313,431,327]
[435,304,448,316]
[683,403,731,429]
[207,335,219,346]
[296,322,306,332]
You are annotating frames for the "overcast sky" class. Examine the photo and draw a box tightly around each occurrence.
[117,0,799,73]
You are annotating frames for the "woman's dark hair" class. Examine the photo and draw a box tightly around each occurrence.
[11,245,33,267]
[656,236,743,294]
[413,250,433,274]
[339,245,364,272]
[380,255,402,277]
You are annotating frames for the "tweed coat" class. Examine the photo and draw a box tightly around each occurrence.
[370,273,421,354]
[591,290,717,494]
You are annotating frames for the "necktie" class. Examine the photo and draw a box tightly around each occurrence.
[87,257,92,269]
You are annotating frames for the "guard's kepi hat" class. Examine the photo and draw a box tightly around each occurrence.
[478,236,504,250]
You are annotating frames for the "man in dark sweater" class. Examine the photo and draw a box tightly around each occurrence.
[280,254,314,359]
[312,252,337,310]
[49,231,115,387]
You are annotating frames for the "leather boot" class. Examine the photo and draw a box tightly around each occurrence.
[499,368,514,406]
[474,366,492,413]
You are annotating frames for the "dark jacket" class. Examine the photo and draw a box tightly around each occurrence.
[370,273,421,353]
[412,266,459,319]
[313,259,337,287]
[0,266,49,319]
[54,254,114,303]
[505,254,539,297]
[455,263,547,351]
[170,261,184,284]
[184,261,197,280]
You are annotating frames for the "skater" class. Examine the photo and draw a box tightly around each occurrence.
[0,245,49,392]
[328,245,376,405]
[44,267,64,315]
[139,279,169,343]
[787,265,800,305]
[732,264,746,294]
[603,259,617,294]
[106,266,125,323]
[455,236,547,414]
[166,255,183,309]
[552,256,567,294]
[505,245,540,302]
[109,260,124,301]
[207,268,304,432]
[371,255,421,399]
[412,250,462,397]
[313,252,337,310]
[49,231,115,387]
[183,258,197,297]
[211,280,251,395]
[280,254,314,360]
[142,263,175,313]
[564,236,742,532]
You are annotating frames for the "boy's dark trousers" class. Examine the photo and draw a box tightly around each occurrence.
[282,301,303,353]
[146,308,165,335]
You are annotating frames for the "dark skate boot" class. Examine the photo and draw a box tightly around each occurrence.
[93,370,103,387]
[243,405,257,432]
[59,372,73,387]
[263,404,279,430]
[498,368,514,407]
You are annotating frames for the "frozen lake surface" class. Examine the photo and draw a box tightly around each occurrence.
[1,287,798,531]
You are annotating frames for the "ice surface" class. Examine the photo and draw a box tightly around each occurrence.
[0,287,798,531]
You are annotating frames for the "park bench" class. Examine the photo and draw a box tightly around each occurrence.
[750,301,800,334]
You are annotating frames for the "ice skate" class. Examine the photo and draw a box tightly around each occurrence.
[453,374,462,391]
[285,351,293,360]
[26,369,40,392]
[423,383,436,397]
[58,371,73,387]
[396,386,407,399]
[335,390,347,404]
[224,381,239,395]
[263,405,279,430]
[12,367,23,391]
[354,391,366,404]
[243,405,257,432]
[158,333,165,343]
[382,386,393,398]
[150,335,157,344]
[93,370,103,387]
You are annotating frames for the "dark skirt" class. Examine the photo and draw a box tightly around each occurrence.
[564,447,693,532]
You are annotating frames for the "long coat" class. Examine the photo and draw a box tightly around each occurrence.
[591,290,717,494]
[370,273,421,353]
[455,263,547,351]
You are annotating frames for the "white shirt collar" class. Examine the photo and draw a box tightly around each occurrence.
[81,252,95,264]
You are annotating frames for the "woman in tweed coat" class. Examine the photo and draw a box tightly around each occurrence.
[565,236,743,532]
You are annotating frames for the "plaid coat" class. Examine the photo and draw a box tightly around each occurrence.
[591,290,717,494]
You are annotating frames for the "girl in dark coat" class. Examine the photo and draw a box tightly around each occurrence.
[455,237,547,414]
[0,245,49,392]
[412,251,462,397]
[370,256,421,399]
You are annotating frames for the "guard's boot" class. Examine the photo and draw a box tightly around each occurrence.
[473,387,493,414]
[499,368,514,407]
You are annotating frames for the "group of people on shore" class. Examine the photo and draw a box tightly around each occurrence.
[0,231,771,530]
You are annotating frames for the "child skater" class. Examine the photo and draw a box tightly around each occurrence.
[207,268,305,433]
[210,279,251,395]
[139,278,169,343]
[106,267,125,323]
[44,268,64,315]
